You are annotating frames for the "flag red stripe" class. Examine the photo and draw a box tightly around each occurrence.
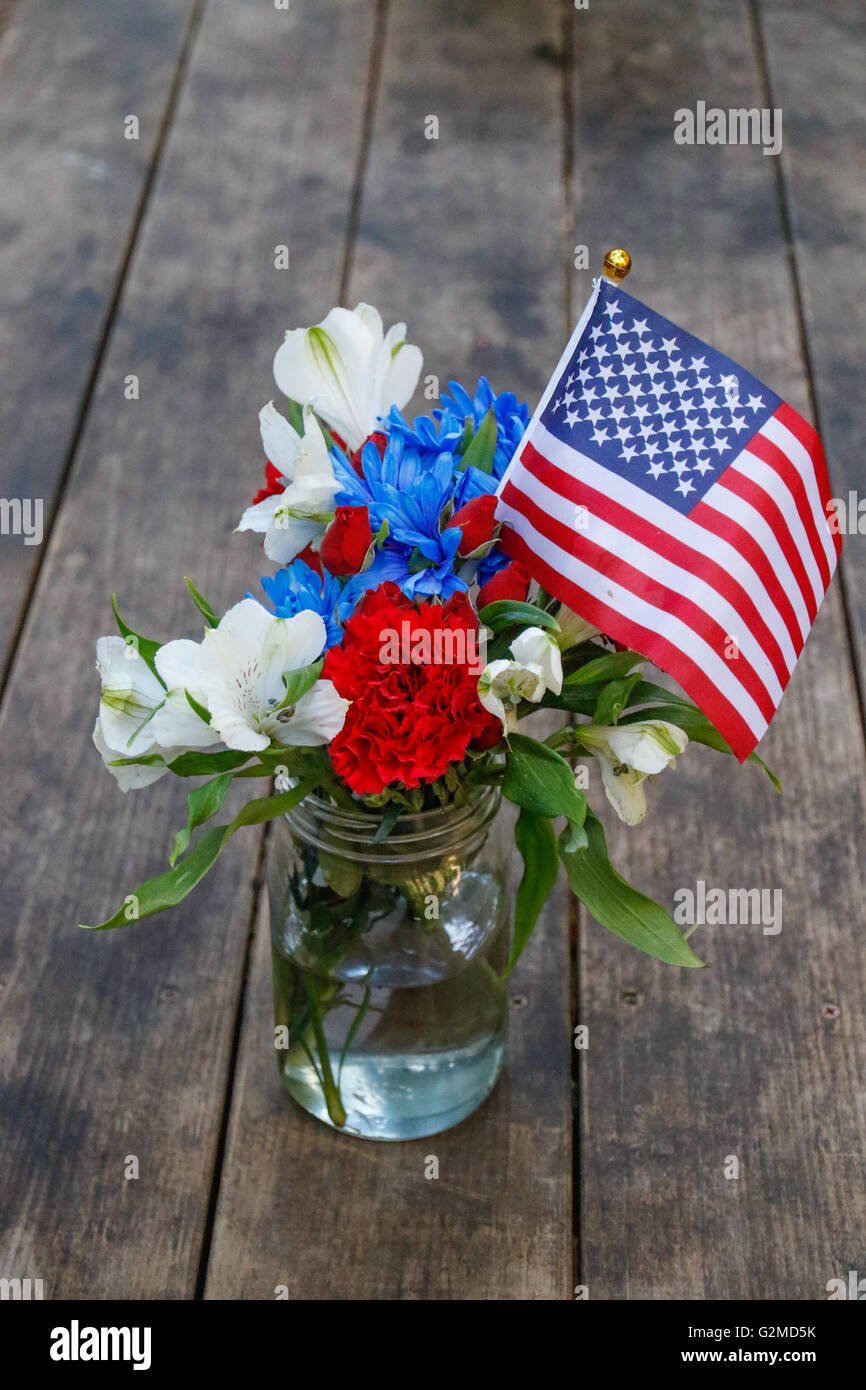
[744,427,832,590]
[499,522,759,760]
[774,402,842,559]
[717,469,818,624]
[520,440,791,693]
[501,476,777,726]
[688,495,806,658]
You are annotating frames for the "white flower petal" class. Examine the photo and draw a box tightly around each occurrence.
[259,400,302,480]
[276,680,349,746]
[604,720,688,775]
[599,756,647,825]
[510,627,563,694]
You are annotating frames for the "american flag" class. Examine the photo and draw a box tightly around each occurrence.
[495,278,841,760]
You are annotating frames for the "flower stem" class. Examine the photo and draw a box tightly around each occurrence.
[304,971,347,1128]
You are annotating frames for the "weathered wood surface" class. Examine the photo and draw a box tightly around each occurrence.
[570,0,866,1300]
[0,0,863,1303]
[758,0,866,684]
[0,0,198,678]
[204,0,573,1301]
[0,0,375,1298]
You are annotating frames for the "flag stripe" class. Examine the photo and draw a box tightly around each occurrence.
[498,509,764,759]
[716,468,818,625]
[743,425,832,589]
[775,401,842,557]
[686,486,811,647]
[513,445,786,704]
[499,476,772,736]
[527,423,800,674]
[763,408,840,565]
[731,446,827,606]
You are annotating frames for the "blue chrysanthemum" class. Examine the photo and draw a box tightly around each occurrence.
[256,560,342,649]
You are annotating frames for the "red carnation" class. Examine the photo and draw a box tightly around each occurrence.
[250,460,286,506]
[349,430,388,478]
[321,505,373,576]
[323,583,499,795]
[446,494,498,556]
[477,561,531,608]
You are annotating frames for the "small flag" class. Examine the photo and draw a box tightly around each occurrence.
[495,277,840,759]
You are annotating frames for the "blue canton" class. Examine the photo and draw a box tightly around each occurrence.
[540,281,781,516]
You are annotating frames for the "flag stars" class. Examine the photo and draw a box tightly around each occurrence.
[746,393,764,413]
[675,477,696,498]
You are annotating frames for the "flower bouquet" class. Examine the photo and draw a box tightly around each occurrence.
[85,303,776,1139]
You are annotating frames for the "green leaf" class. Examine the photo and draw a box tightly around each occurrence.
[563,650,644,686]
[111,595,164,684]
[278,658,324,708]
[618,702,781,791]
[184,576,219,628]
[503,809,559,977]
[80,777,317,930]
[457,406,497,474]
[167,749,252,776]
[372,803,401,844]
[478,600,561,634]
[592,672,644,726]
[559,811,704,967]
[286,398,305,434]
[184,689,211,725]
[503,733,587,823]
[170,772,234,866]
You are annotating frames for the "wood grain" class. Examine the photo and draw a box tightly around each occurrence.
[567,0,866,1299]
[0,0,198,675]
[0,0,375,1299]
[204,0,574,1300]
[757,0,866,685]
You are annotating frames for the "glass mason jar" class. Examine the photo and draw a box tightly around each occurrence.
[268,785,510,1140]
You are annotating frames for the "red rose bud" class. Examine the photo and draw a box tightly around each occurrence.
[250,460,286,506]
[477,561,531,608]
[349,431,388,478]
[446,494,499,556]
[321,505,373,576]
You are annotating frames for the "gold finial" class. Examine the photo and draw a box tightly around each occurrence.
[602,248,632,282]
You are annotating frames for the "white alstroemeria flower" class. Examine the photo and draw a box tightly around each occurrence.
[272,303,422,450]
[555,604,601,650]
[237,407,337,564]
[510,626,563,695]
[195,598,348,752]
[151,639,219,750]
[579,720,689,826]
[258,400,305,483]
[478,658,546,735]
[95,636,166,758]
[92,718,182,792]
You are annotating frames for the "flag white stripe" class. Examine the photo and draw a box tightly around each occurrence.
[507,456,784,705]
[733,449,825,608]
[697,482,812,643]
[527,423,799,673]
[497,484,770,741]
[761,413,837,573]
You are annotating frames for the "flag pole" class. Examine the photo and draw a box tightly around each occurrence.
[602,248,632,283]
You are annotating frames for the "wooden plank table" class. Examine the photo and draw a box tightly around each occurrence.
[0,0,862,1300]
